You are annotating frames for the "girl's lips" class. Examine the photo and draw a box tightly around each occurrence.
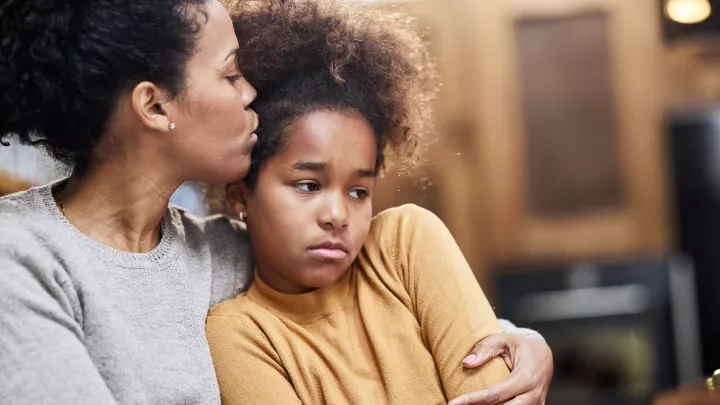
[308,248,348,261]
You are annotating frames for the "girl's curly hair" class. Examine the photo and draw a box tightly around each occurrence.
[224,0,439,188]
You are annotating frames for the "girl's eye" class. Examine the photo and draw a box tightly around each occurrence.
[349,189,369,200]
[294,182,319,193]
[227,74,243,85]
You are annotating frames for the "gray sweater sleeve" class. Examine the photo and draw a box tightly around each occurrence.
[0,228,117,405]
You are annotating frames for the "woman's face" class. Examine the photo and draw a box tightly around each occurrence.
[235,110,377,294]
[166,0,258,184]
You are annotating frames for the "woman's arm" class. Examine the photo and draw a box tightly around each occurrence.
[205,314,303,405]
[0,228,117,405]
[386,205,511,398]
[452,328,553,405]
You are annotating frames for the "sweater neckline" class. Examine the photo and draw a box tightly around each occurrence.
[36,179,184,269]
[247,267,356,323]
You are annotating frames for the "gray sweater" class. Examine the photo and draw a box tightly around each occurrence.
[0,183,253,405]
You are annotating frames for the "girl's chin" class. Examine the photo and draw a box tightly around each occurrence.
[301,267,349,289]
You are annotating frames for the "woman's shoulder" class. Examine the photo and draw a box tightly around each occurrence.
[0,185,68,246]
[168,207,255,304]
[0,188,81,309]
[1,184,52,218]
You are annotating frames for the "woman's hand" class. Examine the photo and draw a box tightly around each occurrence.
[448,328,553,405]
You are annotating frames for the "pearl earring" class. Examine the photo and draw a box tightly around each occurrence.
[168,122,176,131]
[239,212,245,221]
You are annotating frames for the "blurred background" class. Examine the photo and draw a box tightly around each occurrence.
[2,0,720,403]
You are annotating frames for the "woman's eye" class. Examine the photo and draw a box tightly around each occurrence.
[349,189,369,200]
[227,74,243,85]
[294,182,319,193]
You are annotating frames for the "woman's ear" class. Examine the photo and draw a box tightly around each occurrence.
[226,181,250,218]
[131,81,174,132]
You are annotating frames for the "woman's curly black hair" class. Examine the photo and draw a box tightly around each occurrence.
[225,0,439,188]
[0,0,209,171]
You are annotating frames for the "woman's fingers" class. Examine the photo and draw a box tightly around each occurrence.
[462,331,516,369]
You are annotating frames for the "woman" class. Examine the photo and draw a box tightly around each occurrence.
[0,0,552,404]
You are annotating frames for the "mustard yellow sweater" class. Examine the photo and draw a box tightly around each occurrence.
[206,204,510,404]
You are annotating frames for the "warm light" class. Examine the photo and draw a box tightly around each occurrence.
[665,0,712,24]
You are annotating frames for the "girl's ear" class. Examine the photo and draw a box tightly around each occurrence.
[225,181,250,219]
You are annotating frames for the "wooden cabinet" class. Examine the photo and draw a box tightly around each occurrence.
[369,0,672,272]
[464,0,672,264]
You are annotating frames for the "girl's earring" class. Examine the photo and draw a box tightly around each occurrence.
[168,122,176,131]
[239,212,246,221]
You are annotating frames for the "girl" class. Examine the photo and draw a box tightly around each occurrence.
[206,1,516,403]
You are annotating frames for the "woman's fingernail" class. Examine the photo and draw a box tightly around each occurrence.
[462,354,477,365]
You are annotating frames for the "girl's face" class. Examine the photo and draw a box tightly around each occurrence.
[231,110,377,294]
[164,0,258,184]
